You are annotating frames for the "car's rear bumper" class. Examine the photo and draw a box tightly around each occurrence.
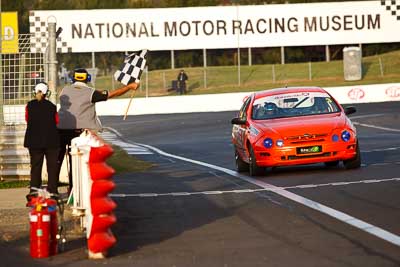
[254,142,357,167]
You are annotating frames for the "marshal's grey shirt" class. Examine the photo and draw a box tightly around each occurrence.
[58,82,103,131]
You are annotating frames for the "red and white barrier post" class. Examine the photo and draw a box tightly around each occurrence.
[87,143,117,259]
[70,131,117,259]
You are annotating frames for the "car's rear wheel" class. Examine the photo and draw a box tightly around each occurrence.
[235,150,249,172]
[343,141,361,170]
[249,146,264,176]
[324,161,339,167]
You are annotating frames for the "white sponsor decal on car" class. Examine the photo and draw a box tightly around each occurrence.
[249,125,260,136]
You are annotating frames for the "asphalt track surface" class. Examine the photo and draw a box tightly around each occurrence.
[6,101,399,266]
[100,101,400,267]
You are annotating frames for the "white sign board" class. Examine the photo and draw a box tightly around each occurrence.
[29,1,400,53]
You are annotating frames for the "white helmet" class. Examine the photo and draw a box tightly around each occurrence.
[34,82,49,94]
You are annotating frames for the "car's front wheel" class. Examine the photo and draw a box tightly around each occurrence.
[235,150,249,172]
[249,146,264,176]
[344,141,361,169]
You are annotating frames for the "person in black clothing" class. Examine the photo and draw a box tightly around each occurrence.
[177,69,188,95]
[24,82,60,197]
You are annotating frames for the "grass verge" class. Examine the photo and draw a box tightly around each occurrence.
[0,180,30,189]
[93,50,400,97]
[107,145,155,173]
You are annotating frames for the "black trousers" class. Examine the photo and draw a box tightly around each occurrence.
[178,81,186,95]
[29,148,60,194]
[57,129,83,188]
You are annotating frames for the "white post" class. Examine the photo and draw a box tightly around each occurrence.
[203,48,207,89]
[379,57,384,77]
[248,47,252,66]
[325,45,330,62]
[237,47,241,86]
[91,52,95,69]
[48,22,58,105]
[145,66,148,98]
[236,5,241,86]
[308,62,312,80]
[162,71,166,89]
[171,50,175,69]
[91,52,95,87]
[70,145,85,218]
[272,65,276,83]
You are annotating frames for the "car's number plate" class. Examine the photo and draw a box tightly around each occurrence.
[297,145,322,154]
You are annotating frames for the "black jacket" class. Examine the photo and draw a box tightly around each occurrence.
[177,72,188,82]
[24,99,60,149]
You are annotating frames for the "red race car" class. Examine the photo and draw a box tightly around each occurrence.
[231,87,361,176]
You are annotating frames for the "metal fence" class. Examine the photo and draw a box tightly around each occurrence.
[1,34,45,125]
[97,52,398,98]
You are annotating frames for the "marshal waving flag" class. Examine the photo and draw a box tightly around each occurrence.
[114,50,148,85]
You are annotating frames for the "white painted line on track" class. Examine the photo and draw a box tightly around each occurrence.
[349,114,400,152]
[362,147,400,153]
[349,114,386,120]
[353,122,400,133]
[105,127,400,247]
[111,177,400,197]
[99,131,153,155]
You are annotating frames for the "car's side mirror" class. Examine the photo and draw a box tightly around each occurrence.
[344,106,356,115]
[231,117,246,125]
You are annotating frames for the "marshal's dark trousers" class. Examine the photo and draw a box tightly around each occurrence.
[57,129,83,188]
[29,148,60,194]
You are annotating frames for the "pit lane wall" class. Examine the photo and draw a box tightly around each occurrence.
[3,83,400,123]
[96,83,400,116]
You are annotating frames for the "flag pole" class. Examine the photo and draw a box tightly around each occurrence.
[123,89,137,120]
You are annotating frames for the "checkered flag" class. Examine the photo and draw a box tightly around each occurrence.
[381,0,400,20]
[114,50,148,85]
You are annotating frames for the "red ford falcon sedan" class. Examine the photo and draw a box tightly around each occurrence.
[231,87,361,176]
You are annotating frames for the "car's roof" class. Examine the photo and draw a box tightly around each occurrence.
[253,87,328,99]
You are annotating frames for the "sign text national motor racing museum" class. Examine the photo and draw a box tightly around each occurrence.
[70,15,381,40]
[30,1,400,53]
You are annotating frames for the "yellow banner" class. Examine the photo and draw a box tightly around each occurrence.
[1,12,19,54]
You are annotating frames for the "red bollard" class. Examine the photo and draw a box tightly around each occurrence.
[87,144,117,259]
[29,197,58,258]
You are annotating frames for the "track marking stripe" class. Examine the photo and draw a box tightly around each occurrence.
[362,147,400,153]
[99,131,153,155]
[110,178,400,197]
[353,122,400,133]
[349,114,386,120]
[106,127,400,247]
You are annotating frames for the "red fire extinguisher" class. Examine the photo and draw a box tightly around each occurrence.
[28,197,58,258]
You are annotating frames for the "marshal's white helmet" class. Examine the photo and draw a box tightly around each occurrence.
[34,82,49,94]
